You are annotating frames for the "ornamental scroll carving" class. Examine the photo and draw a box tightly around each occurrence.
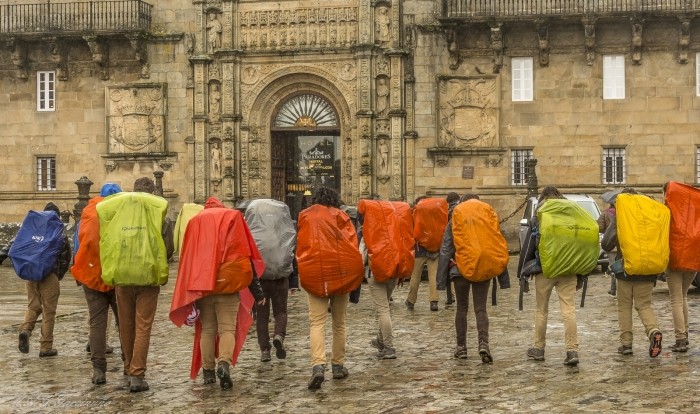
[107,84,167,154]
[437,76,499,149]
[239,7,358,50]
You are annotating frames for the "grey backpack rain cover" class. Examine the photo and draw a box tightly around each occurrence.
[244,199,296,280]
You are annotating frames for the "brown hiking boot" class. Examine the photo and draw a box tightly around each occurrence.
[92,367,106,385]
[670,339,687,353]
[617,345,633,355]
[527,347,544,361]
[649,330,663,358]
[308,364,325,390]
[18,331,30,354]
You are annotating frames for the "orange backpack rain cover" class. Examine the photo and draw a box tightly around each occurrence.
[358,200,415,283]
[296,205,364,298]
[666,181,700,271]
[71,196,112,292]
[452,200,509,282]
[413,198,449,253]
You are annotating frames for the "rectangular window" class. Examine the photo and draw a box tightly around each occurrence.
[37,157,56,191]
[696,146,700,183]
[512,57,533,102]
[37,71,56,111]
[603,148,625,185]
[696,53,700,96]
[603,55,625,100]
[511,149,533,186]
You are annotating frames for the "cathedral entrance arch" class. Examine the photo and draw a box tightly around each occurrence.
[270,93,340,220]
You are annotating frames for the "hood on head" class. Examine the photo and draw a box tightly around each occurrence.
[43,202,60,215]
[204,197,225,209]
[100,183,122,197]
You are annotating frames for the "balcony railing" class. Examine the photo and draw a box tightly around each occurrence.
[442,0,700,19]
[1,0,152,34]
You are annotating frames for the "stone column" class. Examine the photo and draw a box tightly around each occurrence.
[153,171,164,197]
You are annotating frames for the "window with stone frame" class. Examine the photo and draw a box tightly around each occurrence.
[696,53,700,96]
[603,148,625,185]
[511,149,533,186]
[603,55,625,100]
[37,156,56,191]
[512,57,533,102]
[37,71,56,111]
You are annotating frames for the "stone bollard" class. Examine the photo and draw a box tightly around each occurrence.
[73,176,94,224]
[153,171,164,197]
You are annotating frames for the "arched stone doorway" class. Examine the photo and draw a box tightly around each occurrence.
[270,93,340,219]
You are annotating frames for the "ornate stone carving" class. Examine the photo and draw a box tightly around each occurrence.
[376,6,391,46]
[631,19,644,65]
[437,76,499,149]
[206,12,223,52]
[209,82,221,121]
[376,76,390,117]
[489,22,504,73]
[537,23,550,68]
[377,138,390,182]
[679,18,691,64]
[445,28,460,70]
[185,33,195,55]
[241,65,260,85]
[209,61,220,81]
[83,36,109,80]
[338,63,357,81]
[105,160,117,173]
[106,84,167,154]
[7,38,28,80]
[127,33,149,79]
[210,142,222,180]
[46,38,68,81]
[583,18,596,66]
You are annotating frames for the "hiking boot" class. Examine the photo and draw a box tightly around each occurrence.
[18,331,30,354]
[526,347,544,361]
[92,367,106,385]
[217,361,233,390]
[377,347,397,359]
[479,344,493,364]
[260,350,271,362]
[370,337,385,351]
[39,349,58,358]
[607,289,616,296]
[202,369,216,384]
[430,301,439,311]
[617,345,633,355]
[129,376,150,392]
[445,296,455,306]
[453,346,468,359]
[563,351,579,366]
[649,330,663,358]
[670,339,687,353]
[404,300,414,310]
[331,364,349,379]
[273,335,287,359]
[307,364,325,390]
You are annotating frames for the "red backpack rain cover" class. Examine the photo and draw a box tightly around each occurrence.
[358,200,415,283]
[296,204,364,297]
[413,198,449,253]
[666,181,700,271]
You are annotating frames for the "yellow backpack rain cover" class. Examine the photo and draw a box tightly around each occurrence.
[97,192,169,287]
[616,193,670,276]
[537,199,598,279]
[452,200,509,282]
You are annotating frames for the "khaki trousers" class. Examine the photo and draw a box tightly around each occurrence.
[369,277,397,348]
[307,293,349,367]
[407,256,439,304]
[666,271,695,341]
[616,279,659,346]
[533,274,579,351]
[116,286,159,378]
[197,293,240,370]
[20,273,60,353]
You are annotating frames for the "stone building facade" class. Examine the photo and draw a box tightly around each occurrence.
[1,0,699,244]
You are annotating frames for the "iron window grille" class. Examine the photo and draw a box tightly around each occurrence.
[603,148,625,184]
[37,156,56,191]
[511,149,532,186]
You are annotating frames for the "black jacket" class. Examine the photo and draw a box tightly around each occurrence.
[601,216,658,283]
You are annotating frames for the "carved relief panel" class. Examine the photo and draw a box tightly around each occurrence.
[106,84,167,154]
[437,76,500,149]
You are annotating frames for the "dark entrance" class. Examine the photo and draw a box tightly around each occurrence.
[270,93,340,220]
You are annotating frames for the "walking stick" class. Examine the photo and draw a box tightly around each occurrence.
[519,277,525,311]
[580,276,588,308]
[491,278,497,306]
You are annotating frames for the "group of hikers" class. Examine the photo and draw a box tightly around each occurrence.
[1,178,697,392]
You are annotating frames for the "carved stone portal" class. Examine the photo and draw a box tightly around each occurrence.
[437,76,499,149]
[106,84,167,154]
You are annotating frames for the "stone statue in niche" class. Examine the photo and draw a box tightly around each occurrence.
[211,142,222,180]
[376,77,389,116]
[378,139,389,176]
[209,83,221,119]
[376,7,390,45]
[207,13,222,51]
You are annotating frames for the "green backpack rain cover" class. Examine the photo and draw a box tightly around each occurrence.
[537,199,599,279]
[97,192,169,287]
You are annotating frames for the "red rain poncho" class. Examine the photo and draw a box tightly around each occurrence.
[666,181,700,271]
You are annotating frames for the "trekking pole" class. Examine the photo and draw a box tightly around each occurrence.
[519,277,525,311]
[491,278,497,306]
[580,277,588,308]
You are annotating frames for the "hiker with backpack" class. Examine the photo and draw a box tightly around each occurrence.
[98,177,174,392]
[243,199,297,363]
[598,200,617,296]
[444,192,460,305]
[520,186,598,366]
[601,187,667,357]
[661,181,697,352]
[405,196,448,311]
[296,187,364,390]
[437,194,509,362]
[358,198,415,360]
[71,183,122,384]
[170,197,266,390]
[11,202,72,358]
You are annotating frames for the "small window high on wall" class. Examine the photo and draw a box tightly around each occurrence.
[603,55,625,100]
[512,57,533,102]
[37,71,56,111]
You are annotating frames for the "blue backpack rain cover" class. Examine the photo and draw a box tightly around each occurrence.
[9,211,65,281]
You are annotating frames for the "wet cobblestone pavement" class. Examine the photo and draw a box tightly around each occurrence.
[1,258,699,413]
